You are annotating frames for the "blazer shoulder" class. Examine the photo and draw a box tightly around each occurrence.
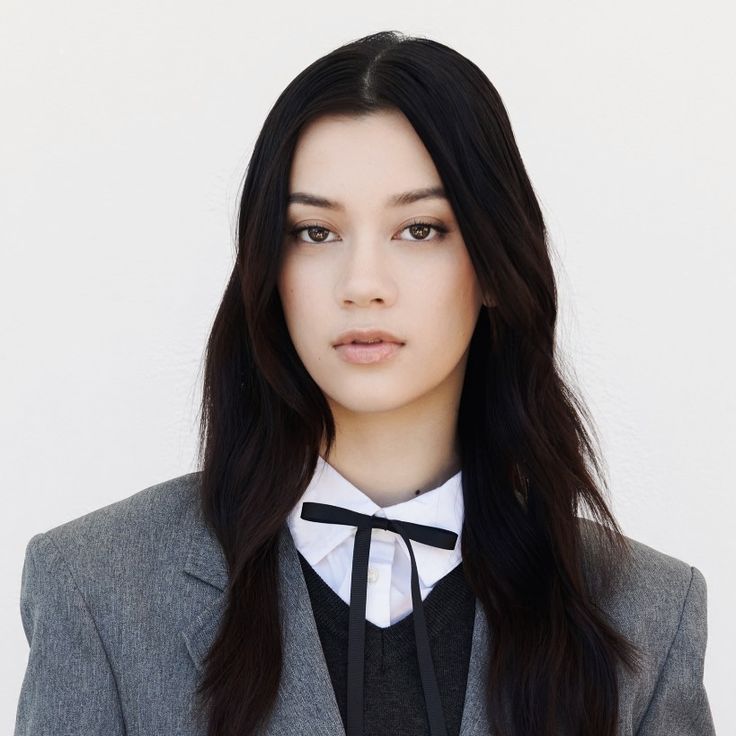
[577,516,708,672]
[22,471,204,598]
[577,516,701,603]
[42,470,200,539]
[16,472,213,735]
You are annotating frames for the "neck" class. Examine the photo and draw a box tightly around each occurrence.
[321,391,462,508]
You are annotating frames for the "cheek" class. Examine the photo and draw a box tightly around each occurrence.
[277,267,305,346]
[277,262,330,348]
[278,258,308,320]
[422,262,481,338]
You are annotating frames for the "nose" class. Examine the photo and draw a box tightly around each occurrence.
[335,239,398,307]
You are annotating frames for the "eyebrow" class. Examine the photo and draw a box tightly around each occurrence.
[286,186,447,211]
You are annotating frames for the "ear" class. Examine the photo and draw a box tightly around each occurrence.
[480,276,496,308]
[482,291,496,308]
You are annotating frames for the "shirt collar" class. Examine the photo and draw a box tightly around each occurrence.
[286,455,464,588]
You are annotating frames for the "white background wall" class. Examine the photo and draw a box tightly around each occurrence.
[2,1,733,732]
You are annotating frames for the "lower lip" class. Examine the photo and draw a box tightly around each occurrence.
[334,341,403,364]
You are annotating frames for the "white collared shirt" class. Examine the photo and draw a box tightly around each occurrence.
[286,455,464,628]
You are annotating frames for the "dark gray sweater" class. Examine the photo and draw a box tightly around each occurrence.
[298,552,476,736]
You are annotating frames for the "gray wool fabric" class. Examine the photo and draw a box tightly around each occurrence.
[297,550,476,736]
[14,471,717,735]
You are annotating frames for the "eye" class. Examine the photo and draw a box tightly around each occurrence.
[399,219,449,242]
[288,222,338,244]
[287,219,450,245]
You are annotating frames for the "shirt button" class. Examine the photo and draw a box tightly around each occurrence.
[367,567,379,584]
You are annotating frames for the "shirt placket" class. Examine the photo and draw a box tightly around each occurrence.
[364,529,396,628]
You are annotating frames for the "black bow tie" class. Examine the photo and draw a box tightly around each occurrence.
[299,501,459,736]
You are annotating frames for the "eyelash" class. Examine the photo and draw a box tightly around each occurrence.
[288,219,449,245]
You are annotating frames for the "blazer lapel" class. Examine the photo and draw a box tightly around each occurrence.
[458,599,492,736]
[181,490,492,736]
[265,524,347,735]
[181,495,345,735]
[180,497,229,673]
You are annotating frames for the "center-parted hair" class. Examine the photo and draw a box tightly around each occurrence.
[194,30,643,736]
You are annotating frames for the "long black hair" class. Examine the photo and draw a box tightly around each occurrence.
[194,30,643,736]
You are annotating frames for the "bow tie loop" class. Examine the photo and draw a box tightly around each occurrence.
[300,501,458,550]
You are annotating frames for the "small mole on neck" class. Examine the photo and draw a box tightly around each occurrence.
[414,489,421,496]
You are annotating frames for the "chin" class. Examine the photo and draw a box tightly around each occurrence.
[325,386,429,415]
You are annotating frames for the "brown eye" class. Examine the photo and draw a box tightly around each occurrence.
[400,220,449,242]
[409,223,431,239]
[288,219,449,245]
[290,224,337,244]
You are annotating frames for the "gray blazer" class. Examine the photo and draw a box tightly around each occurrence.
[14,472,716,735]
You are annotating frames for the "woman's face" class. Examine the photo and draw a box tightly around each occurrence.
[277,109,485,418]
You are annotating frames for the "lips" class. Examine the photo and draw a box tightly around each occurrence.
[333,328,405,347]
[334,340,403,364]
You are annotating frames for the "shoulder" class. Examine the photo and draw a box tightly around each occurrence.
[577,517,709,700]
[20,471,205,607]
[27,469,202,551]
[577,516,706,630]
[576,518,715,731]
[15,473,226,731]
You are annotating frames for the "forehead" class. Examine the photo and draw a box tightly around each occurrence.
[288,110,445,210]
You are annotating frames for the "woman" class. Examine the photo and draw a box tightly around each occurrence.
[14,30,715,736]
